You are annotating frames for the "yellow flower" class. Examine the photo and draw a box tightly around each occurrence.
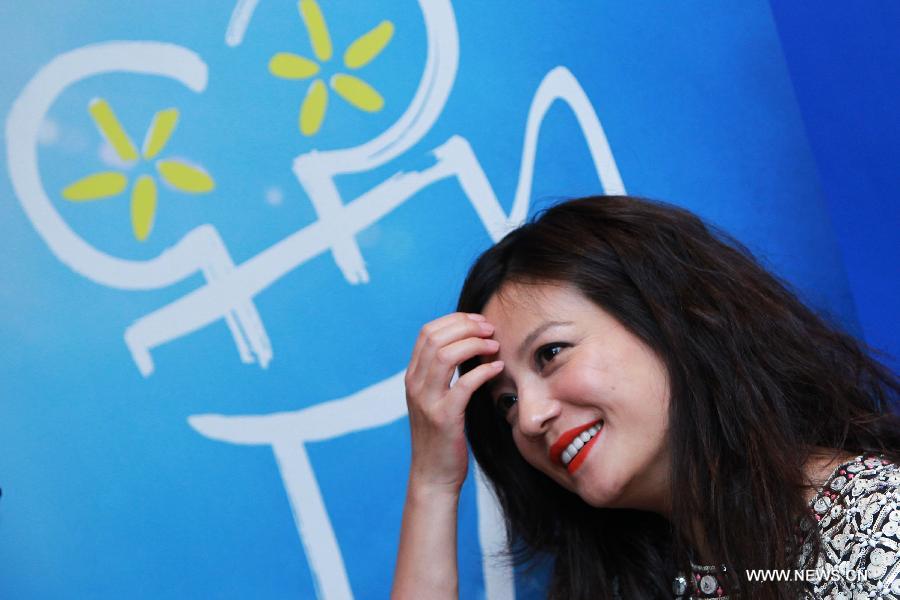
[269,0,394,136]
[62,99,215,242]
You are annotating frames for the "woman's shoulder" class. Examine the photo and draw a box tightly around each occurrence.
[810,454,899,509]
[809,454,900,597]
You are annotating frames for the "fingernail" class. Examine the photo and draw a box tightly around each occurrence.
[467,313,486,322]
[479,322,494,333]
[492,360,504,369]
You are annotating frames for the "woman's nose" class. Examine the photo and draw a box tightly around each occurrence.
[515,389,561,437]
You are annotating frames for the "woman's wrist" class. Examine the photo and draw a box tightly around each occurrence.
[406,476,464,504]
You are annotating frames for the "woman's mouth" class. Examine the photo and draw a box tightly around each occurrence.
[550,420,604,474]
[562,422,603,473]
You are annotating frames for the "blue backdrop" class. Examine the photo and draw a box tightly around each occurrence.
[1,1,896,598]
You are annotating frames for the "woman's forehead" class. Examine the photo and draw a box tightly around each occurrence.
[483,281,581,322]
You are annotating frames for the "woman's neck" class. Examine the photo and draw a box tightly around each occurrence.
[686,520,717,566]
[802,447,857,504]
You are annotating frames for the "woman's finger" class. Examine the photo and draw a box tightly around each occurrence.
[420,337,499,397]
[446,360,505,414]
[408,313,491,380]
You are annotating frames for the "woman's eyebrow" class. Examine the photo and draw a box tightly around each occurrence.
[516,320,573,361]
[483,321,574,394]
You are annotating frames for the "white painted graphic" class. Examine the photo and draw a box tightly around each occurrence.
[4,41,272,375]
[5,1,625,598]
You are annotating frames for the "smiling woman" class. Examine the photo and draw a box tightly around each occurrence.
[480,283,672,512]
[392,196,900,600]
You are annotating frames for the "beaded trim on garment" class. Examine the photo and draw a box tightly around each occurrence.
[671,454,900,600]
[672,561,729,599]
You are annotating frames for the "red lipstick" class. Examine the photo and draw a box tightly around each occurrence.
[549,420,602,467]
[566,434,600,474]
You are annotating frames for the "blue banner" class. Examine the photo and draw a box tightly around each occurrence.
[1,1,880,598]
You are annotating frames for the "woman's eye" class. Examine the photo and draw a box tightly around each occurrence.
[535,343,566,368]
[495,393,518,416]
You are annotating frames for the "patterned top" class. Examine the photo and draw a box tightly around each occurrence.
[672,454,900,599]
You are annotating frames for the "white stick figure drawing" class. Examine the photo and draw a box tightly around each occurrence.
[5,1,625,598]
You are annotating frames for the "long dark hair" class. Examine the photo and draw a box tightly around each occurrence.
[457,196,899,599]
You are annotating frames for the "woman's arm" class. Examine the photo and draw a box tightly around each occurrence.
[392,481,463,598]
[391,312,502,599]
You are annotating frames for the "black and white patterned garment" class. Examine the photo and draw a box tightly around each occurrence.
[671,455,900,599]
[800,454,900,599]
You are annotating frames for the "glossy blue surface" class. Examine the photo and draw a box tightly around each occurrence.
[0,2,892,598]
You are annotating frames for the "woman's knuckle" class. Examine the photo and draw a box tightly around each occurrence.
[437,346,455,363]
[425,331,442,348]
[451,382,471,397]
[421,406,442,425]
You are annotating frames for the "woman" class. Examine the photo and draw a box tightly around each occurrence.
[392,196,899,599]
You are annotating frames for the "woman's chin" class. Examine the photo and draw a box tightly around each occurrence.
[571,465,633,508]
[575,481,623,508]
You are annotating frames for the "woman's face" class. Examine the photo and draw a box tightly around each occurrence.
[481,281,672,513]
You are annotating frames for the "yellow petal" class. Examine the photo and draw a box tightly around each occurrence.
[299,0,332,61]
[131,175,157,241]
[299,79,328,136]
[330,74,384,112]
[88,99,138,162]
[156,159,215,193]
[344,21,394,69]
[269,52,320,79]
[62,171,128,201]
[142,108,179,160]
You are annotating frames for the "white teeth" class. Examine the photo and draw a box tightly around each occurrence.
[560,422,603,466]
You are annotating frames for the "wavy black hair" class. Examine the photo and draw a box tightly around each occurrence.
[457,196,899,599]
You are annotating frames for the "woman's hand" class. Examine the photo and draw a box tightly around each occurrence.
[393,313,502,598]
[403,312,503,494]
